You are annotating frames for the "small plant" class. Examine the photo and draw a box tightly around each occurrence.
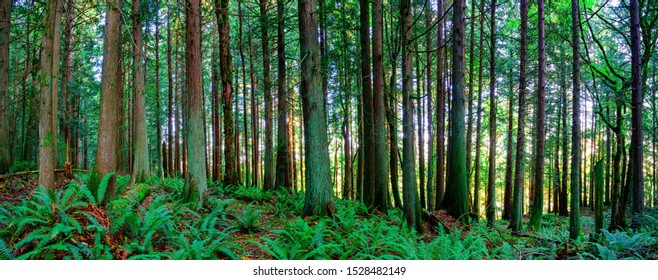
[257,217,334,260]
[594,229,656,260]
[235,204,261,233]
[234,187,268,202]
[9,161,36,173]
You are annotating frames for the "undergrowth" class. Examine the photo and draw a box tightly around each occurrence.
[1,173,657,260]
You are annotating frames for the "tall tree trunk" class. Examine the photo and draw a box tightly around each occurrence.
[211,13,221,182]
[509,0,528,232]
[238,0,249,187]
[167,0,174,177]
[569,0,582,239]
[473,2,484,218]
[502,67,514,220]
[486,0,497,225]
[529,0,546,231]
[400,0,422,231]
[155,0,163,178]
[434,0,445,209]
[373,0,388,211]
[90,0,121,200]
[275,0,292,190]
[441,0,468,222]
[387,55,402,208]
[248,25,258,188]
[217,0,238,186]
[38,0,62,189]
[261,0,274,190]
[132,0,150,183]
[560,61,569,217]
[465,0,476,196]
[417,58,425,209]
[299,0,335,217]
[629,0,643,229]
[424,0,433,211]
[62,0,75,170]
[359,0,375,208]
[0,0,12,174]
[184,0,207,206]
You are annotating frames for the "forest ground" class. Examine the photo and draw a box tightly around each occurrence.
[0,172,657,260]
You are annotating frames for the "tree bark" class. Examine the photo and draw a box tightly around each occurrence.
[400,0,422,231]
[529,0,546,231]
[486,0,497,225]
[509,0,528,232]
[217,0,238,186]
[359,0,375,208]
[132,0,150,183]
[569,0,582,239]
[629,0,643,229]
[275,0,292,190]
[261,0,275,190]
[299,0,335,217]
[434,0,445,210]
[0,0,12,174]
[184,0,207,206]
[90,0,121,201]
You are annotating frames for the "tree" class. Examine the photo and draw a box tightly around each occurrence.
[434,0,446,209]
[372,0,388,211]
[359,0,375,208]
[442,0,469,222]
[569,0,581,239]
[217,0,238,186]
[183,0,207,206]
[132,0,150,183]
[509,0,528,232]
[473,0,485,218]
[167,0,175,178]
[275,0,292,190]
[529,0,546,231]
[629,0,643,229]
[299,0,335,217]
[0,0,11,174]
[486,0,498,225]
[261,0,275,190]
[90,0,121,200]
[154,0,163,178]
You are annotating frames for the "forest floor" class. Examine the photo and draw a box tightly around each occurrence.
[1,172,657,260]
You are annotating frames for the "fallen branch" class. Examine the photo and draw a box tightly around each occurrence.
[422,209,451,234]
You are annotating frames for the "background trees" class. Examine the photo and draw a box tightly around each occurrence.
[0,0,655,237]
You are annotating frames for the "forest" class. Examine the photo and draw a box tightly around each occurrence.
[0,0,657,260]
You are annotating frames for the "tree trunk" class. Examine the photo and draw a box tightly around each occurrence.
[248,25,259,188]
[373,0,388,211]
[62,0,75,170]
[569,0,582,239]
[132,0,150,183]
[465,0,476,196]
[441,0,468,222]
[400,0,422,231]
[90,0,121,201]
[424,0,433,211]
[509,0,528,232]
[0,0,12,174]
[217,0,238,186]
[38,0,62,189]
[473,2,484,218]
[184,0,207,206]
[154,0,163,178]
[629,0,643,229]
[261,0,274,190]
[359,0,375,208]
[486,0,497,225]
[275,0,292,190]
[387,55,402,208]
[529,0,545,231]
[502,67,514,220]
[299,0,335,217]
[434,0,445,210]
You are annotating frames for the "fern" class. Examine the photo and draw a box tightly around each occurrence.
[0,238,14,260]
[97,172,116,204]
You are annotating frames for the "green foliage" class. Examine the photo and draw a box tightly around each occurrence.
[234,187,270,202]
[235,204,261,234]
[9,161,36,173]
[594,229,656,260]
[258,217,335,260]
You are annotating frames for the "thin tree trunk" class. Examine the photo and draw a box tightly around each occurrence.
[248,24,258,188]
[155,0,163,178]
[486,0,498,225]
[275,0,292,190]
[217,0,238,186]
[261,0,274,190]
[629,0,643,229]
[473,3,484,218]
[167,0,174,177]
[509,0,528,232]
[434,0,445,209]
[569,0,582,239]
[424,0,433,211]
[359,0,375,208]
